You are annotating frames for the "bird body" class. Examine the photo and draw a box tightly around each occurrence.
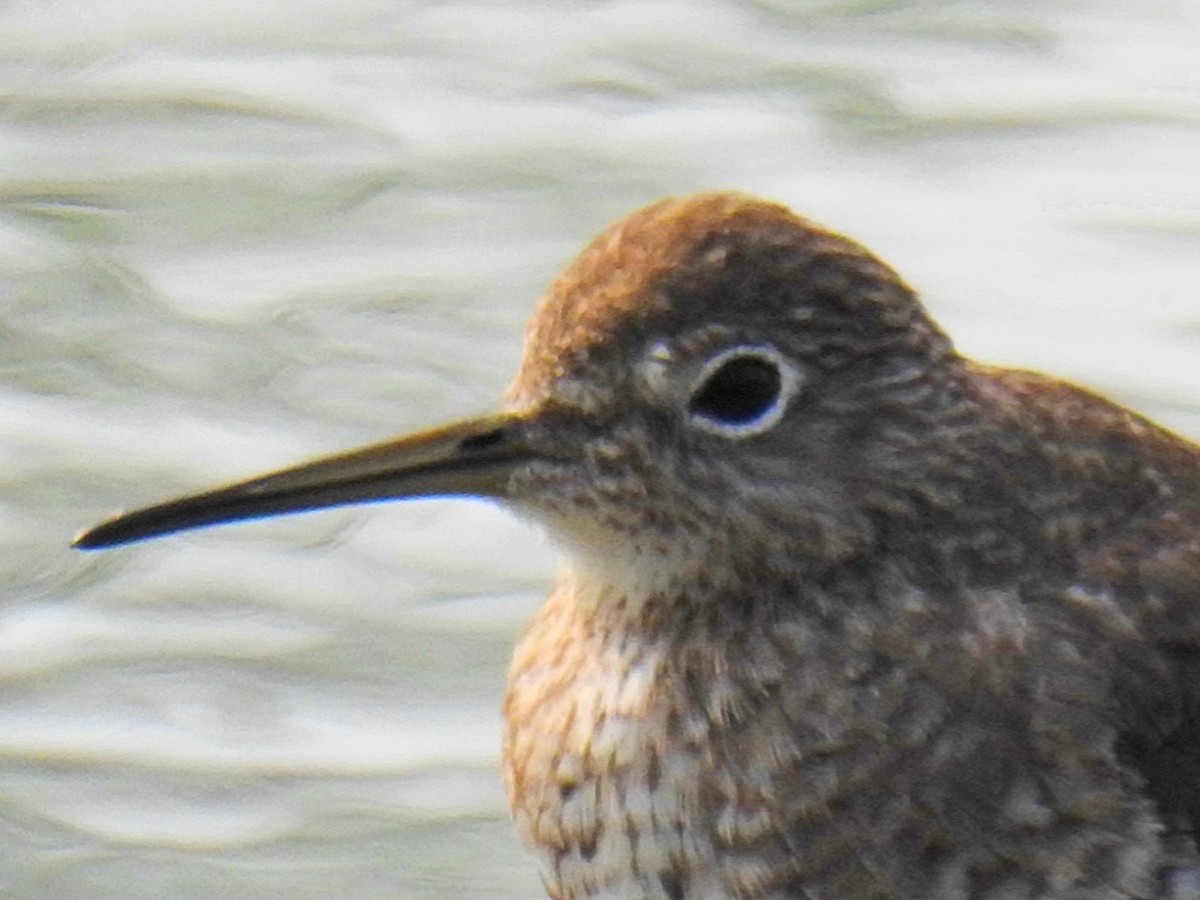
[502,373,1199,899]
[76,193,1200,898]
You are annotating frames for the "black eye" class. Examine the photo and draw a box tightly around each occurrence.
[688,348,792,435]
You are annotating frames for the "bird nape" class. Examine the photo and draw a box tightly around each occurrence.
[76,192,1200,900]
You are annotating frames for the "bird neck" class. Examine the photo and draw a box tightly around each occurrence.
[553,550,904,661]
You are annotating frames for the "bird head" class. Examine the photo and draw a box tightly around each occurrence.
[75,193,969,592]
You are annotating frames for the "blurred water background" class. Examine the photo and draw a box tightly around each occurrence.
[3,0,1200,897]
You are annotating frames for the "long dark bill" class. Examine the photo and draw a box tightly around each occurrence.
[73,413,530,550]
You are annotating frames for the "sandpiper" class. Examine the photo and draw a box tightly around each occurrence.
[77,193,1200,899]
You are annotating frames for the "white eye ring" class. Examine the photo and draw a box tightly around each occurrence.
[686,344,801,438]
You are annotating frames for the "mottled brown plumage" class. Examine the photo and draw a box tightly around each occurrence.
[76,193,1200,899]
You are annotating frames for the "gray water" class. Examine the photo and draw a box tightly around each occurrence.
[4,1,1200,897]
